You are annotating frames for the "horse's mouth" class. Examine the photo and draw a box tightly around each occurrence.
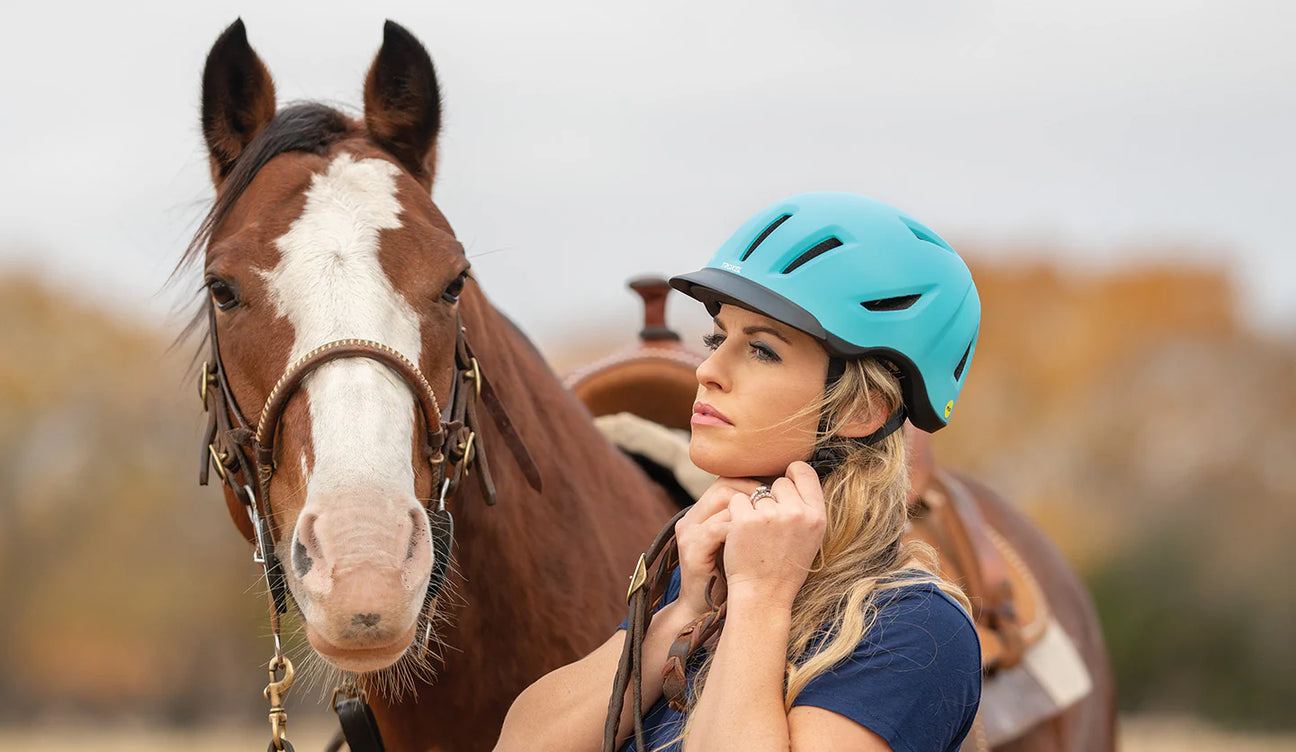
[305,622,419,673]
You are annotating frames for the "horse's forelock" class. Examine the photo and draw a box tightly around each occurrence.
[171,103,357,360]
[174,103,356,281]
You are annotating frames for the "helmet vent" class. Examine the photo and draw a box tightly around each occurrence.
[902,217,955,252]
[740,213,793,261]
[861,294,922,312]
[954,340,972,380]
[782,237,844,274]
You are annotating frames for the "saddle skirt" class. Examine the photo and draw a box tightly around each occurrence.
[565,278,1092,747]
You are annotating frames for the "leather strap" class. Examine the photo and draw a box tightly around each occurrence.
[936,469,1024,669]
[253,339,446,472]
[661,603,725,713]
[603,509,687,752]
[333,688,385,752]
[464,331,543,494]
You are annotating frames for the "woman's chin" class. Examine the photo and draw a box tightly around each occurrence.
[689,440,785,479]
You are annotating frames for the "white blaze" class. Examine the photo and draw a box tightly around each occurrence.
[260,153,422,502]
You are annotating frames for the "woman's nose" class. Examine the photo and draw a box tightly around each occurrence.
[695,350,729,392]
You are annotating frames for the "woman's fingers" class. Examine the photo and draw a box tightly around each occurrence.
[717,464,830,608]
[678,509,731,557]
[786,461,825,511]
[728,490,755,519]
[769,476,798,505]
[683,477,763,532]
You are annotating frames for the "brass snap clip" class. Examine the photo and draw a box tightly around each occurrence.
[264,654,296,752]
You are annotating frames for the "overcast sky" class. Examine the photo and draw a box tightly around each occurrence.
[1,0,1292,351]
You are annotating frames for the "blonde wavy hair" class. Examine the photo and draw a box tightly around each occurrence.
[671,355,972,748]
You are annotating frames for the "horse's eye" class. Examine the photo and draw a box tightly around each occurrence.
[208,278,240,310]
[441,272,467,304]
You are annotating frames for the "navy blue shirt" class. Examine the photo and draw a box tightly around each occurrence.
[616,567,981,752]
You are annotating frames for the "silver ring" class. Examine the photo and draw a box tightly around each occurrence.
[750,485,775,504]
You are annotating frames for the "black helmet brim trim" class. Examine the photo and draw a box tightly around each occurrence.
[670,267,827,342]
[668,267,949,433]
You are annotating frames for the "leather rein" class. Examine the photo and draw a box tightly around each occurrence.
[197,300,542,752]
[603,511,728,752]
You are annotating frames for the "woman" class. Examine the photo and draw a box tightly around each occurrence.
[496,192,983,752]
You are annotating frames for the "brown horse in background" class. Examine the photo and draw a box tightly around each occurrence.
[189,19,1113,752]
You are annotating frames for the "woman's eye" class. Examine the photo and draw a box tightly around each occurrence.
[701,333,724,351]
[441,272,467,304]
[208,278,239,310]
[750,341,781,363]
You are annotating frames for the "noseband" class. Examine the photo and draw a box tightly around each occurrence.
[197,300,542,751]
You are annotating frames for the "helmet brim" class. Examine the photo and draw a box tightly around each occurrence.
[669,267,829,343]
[670,267,874,358]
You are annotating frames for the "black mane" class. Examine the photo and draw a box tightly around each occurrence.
[172,102,352,352]
[175,102,352,276]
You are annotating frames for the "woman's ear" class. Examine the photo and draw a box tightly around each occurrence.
[835,393,889,439]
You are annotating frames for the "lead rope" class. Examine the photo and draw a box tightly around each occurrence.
[256,484,296,752]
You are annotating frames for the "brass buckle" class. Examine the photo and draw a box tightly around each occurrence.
[199,361,213,411]
[459,431,476,469]
[331,679,364,711]
[467,357,481,400]
[208,444,229,482]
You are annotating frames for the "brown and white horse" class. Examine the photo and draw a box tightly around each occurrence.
[188,19,1113,752]
[190,19,676,750]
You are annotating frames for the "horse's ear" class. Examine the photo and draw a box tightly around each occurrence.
[364,20,442,190]
[201,19,277,185]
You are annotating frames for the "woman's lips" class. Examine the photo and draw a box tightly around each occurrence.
[691,402,733,427]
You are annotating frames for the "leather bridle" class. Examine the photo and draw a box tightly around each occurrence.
[197,298,542,751]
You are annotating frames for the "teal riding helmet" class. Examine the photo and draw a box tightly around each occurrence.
[669,192,980,434]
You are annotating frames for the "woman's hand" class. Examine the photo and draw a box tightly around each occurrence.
[722,461,828,610]
[674,476,762,619]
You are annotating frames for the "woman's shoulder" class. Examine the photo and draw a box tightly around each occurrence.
[869,570,979,636]
[804,570,981,681]
[794,572,982,751]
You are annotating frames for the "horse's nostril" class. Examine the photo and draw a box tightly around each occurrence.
[352,613,382,629]
[293,537,312,578]
[294,513,323,578]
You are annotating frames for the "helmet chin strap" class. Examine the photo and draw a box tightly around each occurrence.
[809,356,907,480]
